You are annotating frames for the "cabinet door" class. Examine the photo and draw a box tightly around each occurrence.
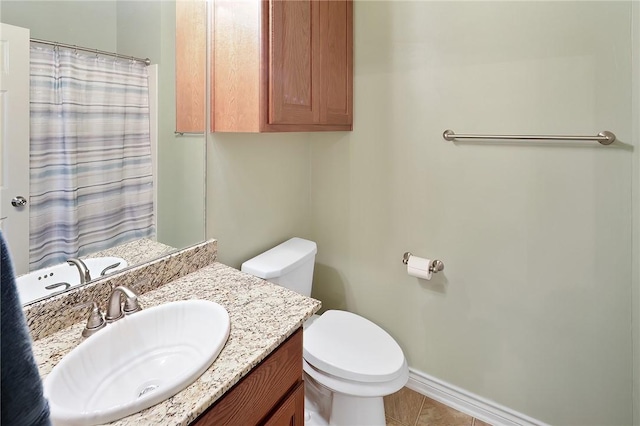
[176,0,206,133]
[208,0,352,132]
[269,0,319,125]
[264,382,305,426]
[191,330,303,425]
[318,0,352,126]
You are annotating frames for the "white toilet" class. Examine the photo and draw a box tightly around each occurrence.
[241,237,409,426]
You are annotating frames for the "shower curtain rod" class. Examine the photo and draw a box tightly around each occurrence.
[30,38,151,66]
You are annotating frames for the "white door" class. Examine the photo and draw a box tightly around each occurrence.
[0,23,30,275]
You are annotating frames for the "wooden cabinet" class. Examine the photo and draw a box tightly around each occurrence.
[263,382,304,426]
[176,0,206,133]
[191,329,304,425]
[265,0,352,131]
[186,0,352,133]
[213,0,353,132]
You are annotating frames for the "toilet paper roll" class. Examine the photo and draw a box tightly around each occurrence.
[407,255,432,280]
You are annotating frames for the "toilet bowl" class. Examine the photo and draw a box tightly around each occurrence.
[241,238,409,425]
[302,310,408,425]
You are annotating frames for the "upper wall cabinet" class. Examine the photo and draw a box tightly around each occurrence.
[177,0,353,133]
[176,0,206,133]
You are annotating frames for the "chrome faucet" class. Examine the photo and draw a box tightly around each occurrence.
[67,258,92,284]
[105,285,142,322]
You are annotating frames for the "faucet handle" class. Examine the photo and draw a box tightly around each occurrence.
[73,301,106,338]
[122,287,142,315]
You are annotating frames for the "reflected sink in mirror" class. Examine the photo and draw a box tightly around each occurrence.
[44,300,230,426]
[16,257,128,305]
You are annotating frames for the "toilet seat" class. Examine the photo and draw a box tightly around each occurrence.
[303,310,406,384]
[303,358,409,399]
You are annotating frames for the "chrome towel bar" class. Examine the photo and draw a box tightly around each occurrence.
[442,130,616,145]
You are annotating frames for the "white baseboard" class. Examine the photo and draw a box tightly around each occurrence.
[406,368,550,426]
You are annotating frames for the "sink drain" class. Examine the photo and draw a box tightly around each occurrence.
[138,384,159,398]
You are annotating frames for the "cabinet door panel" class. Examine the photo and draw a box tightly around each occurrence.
[213,0,262,132]
[269,0,319,125]
[264,382,304,426]
[319,0,352,126]
[176,0,206,132]
[191,330,303,426]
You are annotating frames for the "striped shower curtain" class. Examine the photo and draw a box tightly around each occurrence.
[29,45,154,271]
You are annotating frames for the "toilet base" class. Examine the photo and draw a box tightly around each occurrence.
[304,373,386,426]
[330,393,385,426]
[304,393,386,426]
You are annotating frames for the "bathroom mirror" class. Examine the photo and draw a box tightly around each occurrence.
[0,0,207,305]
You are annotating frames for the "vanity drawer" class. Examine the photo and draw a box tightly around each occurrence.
[192,328,303,425]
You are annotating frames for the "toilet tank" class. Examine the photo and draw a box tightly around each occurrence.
[241,238,317,297]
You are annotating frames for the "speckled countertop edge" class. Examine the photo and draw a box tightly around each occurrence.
[33,262,321,425]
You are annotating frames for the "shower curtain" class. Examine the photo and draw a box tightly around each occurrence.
[29,45,154,271]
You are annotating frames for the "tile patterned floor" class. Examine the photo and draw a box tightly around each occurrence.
[383,387,492,426]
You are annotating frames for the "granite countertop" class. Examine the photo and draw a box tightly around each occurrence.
[32,262,321,425]
[86,238,176,267]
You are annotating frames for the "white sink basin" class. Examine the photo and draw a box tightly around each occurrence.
[17,257,128,304]
[44,300,230,426]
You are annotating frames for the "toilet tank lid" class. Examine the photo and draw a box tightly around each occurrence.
[241,237,317,279]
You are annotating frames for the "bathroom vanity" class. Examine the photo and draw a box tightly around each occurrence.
[193,329,304,425]
[28,242,319,425]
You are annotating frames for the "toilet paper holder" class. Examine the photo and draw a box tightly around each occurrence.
[402,252,444,273]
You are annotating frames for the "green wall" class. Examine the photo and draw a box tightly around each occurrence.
[206,133,312,266]
[1,1,117,50]
[632,2,640,424]
[307,2,634,424]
